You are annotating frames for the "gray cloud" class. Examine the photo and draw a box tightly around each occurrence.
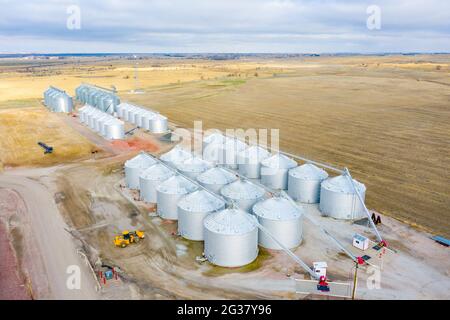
[0,0,449,53]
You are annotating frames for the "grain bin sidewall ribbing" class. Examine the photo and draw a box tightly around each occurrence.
[125,166,143,190]
[257,216,302,250]
[260,166,290,190]
[139,172,174,203]
[177,204,225,241]
[288,174,325,204]
[319,185,366,220]
[204,228,258,267]
[156,191,188,220]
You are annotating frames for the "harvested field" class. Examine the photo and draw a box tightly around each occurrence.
[0,106,99,168]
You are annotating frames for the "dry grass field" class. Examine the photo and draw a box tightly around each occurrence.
[0,54,448,237]
[0,106,97,168]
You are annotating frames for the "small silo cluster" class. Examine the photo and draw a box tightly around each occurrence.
[78,105,125,140]
[260,153,297,190]
[124,152,157,189]
[220,180,266,212]
[203,134,247,169]
[196,167,238,193]
[177,190,226,241]
[288,163,329,203]
[319,175,367,220]
[237,146,271,179]
[203,208,259,267]
[160,146,193,168]
[43,86,73,113]
[117,103,168,134]
[176,157,212,179]
[75,84,120,115]
[156,175,198,220]
[252,197,303,250]
[139,163,175,203]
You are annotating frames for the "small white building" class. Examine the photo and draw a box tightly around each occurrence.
[352,234,369,251]
[313,261,328,277]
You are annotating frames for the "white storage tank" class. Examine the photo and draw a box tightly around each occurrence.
[196,167,238,194]
[252,197,303,250]
[237,146,271,179]
[319,175,367,220]
[139,164,175,203]
[124,153,157,189]
[220,180,265,212]
[202,132,226,151]
[156,175,198,220]
[202,138,247,169]
[176,157,212,179]
[288,163,329,203]
[177,190,226,241]
[160,147,193,168]
[204,208,258,267]
[104,119,125,140]
[149,114,168,133]
[78,105,90,123]
[260,154,297,190]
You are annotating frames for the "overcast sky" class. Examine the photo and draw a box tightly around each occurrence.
[0,0,449,53]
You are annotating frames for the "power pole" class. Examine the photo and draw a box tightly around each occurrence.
[351,262,359,300]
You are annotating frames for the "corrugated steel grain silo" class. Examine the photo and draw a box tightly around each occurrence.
[220,180,265,212]
[104,119,125,140]
[319,175,366,220]
[288,163,329,203]
[139,164,175,203]
[176,157,213,179]
[252,197,303,250]
[177,190,226,241]
[156,175,198,220]
[203,208,258,267]
[237,146,271,179]
[149,114,168,133]
[124,152,157,189]
[160,147,193,168]
[196,167,238,194]
[260,154,297,190]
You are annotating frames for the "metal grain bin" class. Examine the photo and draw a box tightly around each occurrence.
[160,147,193,168]
[252,197,303,250]
[319,175,366,220]
[177,190,226,241]
[149,114,168,133]
[288,163,328,203]
[176,157,213,179]
[260,154,297,190]
[220,180,265,212]
[124,153,157,189]
[139,164,175,203]
[203,138,247,169]
[196,167,238,194]
[156,175,198,220]
[202,133,226,151]
[204,208,258,267]
[237,146,271,179]
[104,119,125,140]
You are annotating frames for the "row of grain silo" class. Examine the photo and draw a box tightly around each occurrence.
[43,87,73,113]
[116,103,168,134]
[78,105,125,140]
[75,84,120,115]
[202,133,367,220]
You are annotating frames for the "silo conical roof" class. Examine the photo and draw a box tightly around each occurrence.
[178,190,225,213]
[204,208,257,235]
[125,153,156,169]
[176,157,212,173]
[238,146,271,161]
[140,163,174,181]
[221,180,265,200]
[253,197,302,220]
[261,154,297,169]
[156,175,198,195]
[160,147,192,163]
[197,167,238,185]
[203,133,226,145]
[289,163,328,180]
[321,175,366,194]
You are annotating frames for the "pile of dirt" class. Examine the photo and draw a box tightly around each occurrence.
[110,137,160,153]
